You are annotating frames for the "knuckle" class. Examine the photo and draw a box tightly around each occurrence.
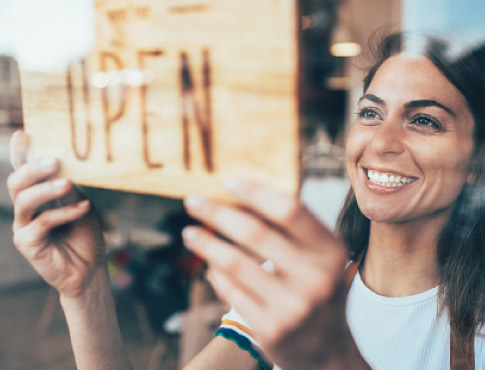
[221,251,242,275]
[14,190,28,209]
[12,230,24,249]
[194,232,215,255]
[278,200,302,224]
[200,199,217,218]
[245,220,267,244]
[15,190,42,219]
[11,219,22,234]
[193,229,209,248]
[35,214,51,230]
[6,172,17,193]
[12,231,39,260]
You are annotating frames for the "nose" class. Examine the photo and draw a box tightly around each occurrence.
[369,118,405,156]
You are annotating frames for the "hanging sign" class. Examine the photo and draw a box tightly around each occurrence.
[18,0,301,198]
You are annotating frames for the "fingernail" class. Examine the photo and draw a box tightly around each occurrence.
[12,130,27,144]
[182,227,200,240]
[184,195,206,209]
[77,200,90,208]
[223,177,244,193]
[39,157,57,169]
[52,178,68,189]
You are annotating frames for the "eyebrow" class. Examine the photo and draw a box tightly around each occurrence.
[404,100,456,117]
[358,94,385,106]
[358,94,456,117]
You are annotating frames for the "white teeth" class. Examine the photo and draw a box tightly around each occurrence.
[366,169,416,187]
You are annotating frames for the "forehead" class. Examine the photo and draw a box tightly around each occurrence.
[366,55,469,115]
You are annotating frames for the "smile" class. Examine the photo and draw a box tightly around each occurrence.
[366,168,417,188]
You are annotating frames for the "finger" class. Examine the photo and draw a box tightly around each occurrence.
[207,266,269,330]
[185,196,348,295]
[182,226,290,305]
[7,157,59,202]
[184,196,307,278]
[57,184,85,207]
[223,178,338,248]
[13,178,73,231]
[209,266,307,349]
[9,130,28,170]
[13,200,91,258]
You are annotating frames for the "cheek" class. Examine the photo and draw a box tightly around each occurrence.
[345,124,370,178]
[412,140,472,207]
[345,124,361,168]
[417,140,472,182]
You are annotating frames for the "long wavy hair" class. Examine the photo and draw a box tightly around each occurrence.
[336,33,485,343]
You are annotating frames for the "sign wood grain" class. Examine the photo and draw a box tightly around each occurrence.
[19,0,301,199]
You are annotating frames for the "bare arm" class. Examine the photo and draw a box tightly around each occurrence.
[59,267,133,370]
[8,130,133,370]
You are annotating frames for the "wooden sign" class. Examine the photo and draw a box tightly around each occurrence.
[19,0,301,199]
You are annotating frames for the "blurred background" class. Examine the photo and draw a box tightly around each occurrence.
[0,0,483,369]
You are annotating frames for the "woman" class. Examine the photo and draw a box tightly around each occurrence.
[7,33,485,370]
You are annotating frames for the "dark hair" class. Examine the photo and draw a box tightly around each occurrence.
[337,33,485,342]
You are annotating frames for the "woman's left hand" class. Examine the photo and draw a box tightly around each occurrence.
[183,179,367,370]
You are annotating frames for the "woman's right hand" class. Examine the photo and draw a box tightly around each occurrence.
[7,130,106,298]
[183,180,370,370]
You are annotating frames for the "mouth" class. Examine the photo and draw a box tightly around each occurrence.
[364,168,418,188]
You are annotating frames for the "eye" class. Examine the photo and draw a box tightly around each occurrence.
[357,107,381,121]
[410,115,443,130]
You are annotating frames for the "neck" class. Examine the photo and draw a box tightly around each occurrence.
[360,213,449,297]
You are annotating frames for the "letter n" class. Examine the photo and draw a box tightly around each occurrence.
[180,49,214,172]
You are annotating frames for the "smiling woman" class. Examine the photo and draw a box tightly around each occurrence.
[338,33,485,369]
[5,32,485,370]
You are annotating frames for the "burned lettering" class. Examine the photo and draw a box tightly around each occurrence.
[99,52,127,162]
[180,50,214,172]
[66,59,92,161]
[138,49,164,169]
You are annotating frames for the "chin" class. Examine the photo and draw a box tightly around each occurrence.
[356,201,407,223]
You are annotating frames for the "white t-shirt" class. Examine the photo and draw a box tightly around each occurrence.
[346,271,484,369]
[218,270,484,369]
